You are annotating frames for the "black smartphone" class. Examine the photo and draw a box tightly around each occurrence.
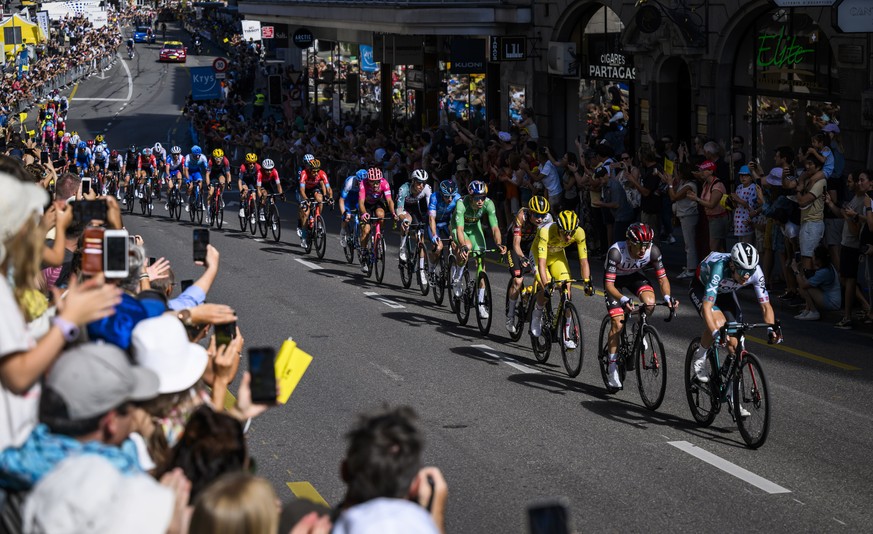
[148,257,156,266]
[215,321,236,348]
[248,347,277,405]
[528,500,570,534]
[40,151,49,164]
[180,279,194,292]
[73,199,107,223]
[193,229,209,263]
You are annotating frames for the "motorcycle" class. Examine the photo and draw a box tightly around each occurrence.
[193,38,202,56]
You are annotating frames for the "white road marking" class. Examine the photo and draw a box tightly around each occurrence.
[833,518,846,526]
[363,292,405,309]
[294,258,321,270]
[471,344,541,374]
[668,441,791,494]
[369,362,404,382]
[73,55,134,102]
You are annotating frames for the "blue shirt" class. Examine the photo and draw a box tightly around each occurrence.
[807,265,840,310]
[428,192,461,224]
[168,284,207,311]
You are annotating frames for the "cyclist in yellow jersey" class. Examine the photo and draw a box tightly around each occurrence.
[530,211,595,346]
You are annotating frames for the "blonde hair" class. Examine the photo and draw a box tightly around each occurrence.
[2,215,45,321]
[189,473,278,534]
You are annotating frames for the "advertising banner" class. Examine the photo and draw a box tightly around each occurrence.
[191,66,222,101]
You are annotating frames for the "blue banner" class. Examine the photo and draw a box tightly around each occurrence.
[191,67,222,101]
[360,45,379,73]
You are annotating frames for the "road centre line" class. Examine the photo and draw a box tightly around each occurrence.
[668,441,791,494]
[295,258,322,270]
[363,292,405,309]
[479,256,856,371]
[471,344,541,374]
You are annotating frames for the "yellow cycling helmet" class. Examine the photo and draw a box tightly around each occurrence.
[528,196,550,215]
[213,148,224,159]
[245,152,258,163]
[310,159,321,170]
[556,210,579,234]
[95,134,104,143]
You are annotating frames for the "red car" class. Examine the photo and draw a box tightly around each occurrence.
[159,41,187,63]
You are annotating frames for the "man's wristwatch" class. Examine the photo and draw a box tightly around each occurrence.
[177,309,194,327]
[52,317,80,343]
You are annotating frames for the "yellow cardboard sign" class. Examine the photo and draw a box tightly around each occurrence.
[664,158,674,176]
[18,113,27,123]
[275,339,313,404]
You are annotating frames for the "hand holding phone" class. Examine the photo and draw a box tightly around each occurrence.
[248,347,277,405]
[103,229,130,279]
[215,321,236,348]
[193,229,209,263]
[81,177,92,195]
[528,499,571,534]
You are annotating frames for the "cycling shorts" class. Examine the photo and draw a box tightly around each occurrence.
[426,222,451,244]
[75,160,89,168]
[688,278,742,323]
[508,243,534,278]
[259,181,279,195]
[169,168,183,179]
[363,199,388,218]
[604,272,655,317]
[185,171,203,184]
[533,253,572,286]
[451,222,486,252]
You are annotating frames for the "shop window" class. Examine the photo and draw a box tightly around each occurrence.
[441,72,486,128]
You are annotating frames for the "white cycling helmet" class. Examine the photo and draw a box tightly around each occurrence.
[411,169,428,183]
[153,142,163,152]
[170,145,182,155]
[731,242,760,271]
[303,153,315,163]
[262,159,275,170]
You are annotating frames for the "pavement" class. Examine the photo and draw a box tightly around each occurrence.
[57,23,873,533]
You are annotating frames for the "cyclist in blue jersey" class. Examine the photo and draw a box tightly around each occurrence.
[73,141,92,175]
[688,242,782,390]
[164,146,186,210]
[426,179,461,280]
[184,145,208,212]
[339,169,367,243]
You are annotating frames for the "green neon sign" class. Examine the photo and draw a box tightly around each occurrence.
[756,26,814,68]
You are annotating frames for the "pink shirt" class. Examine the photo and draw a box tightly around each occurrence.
[359,178,392,205]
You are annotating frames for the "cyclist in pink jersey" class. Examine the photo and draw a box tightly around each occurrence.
[358,168,397,273]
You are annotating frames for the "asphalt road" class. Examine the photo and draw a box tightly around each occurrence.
[59,23,873,533]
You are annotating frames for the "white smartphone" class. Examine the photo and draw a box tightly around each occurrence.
[103,229,130,279]
[81,177,92,195]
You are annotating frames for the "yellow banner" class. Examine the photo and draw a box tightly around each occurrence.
[275,339,313,404]
[664,158,674,176]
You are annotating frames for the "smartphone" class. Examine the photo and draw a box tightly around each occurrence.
[528,500,570,534]
[81,227,105,276]
[215,321,236,348]
[180,279,194,292]
[103,229,130,279]
[73,199,107,224]
[148,257,156,266]
[40,151,49,164]
[248,347,277,405]
[193,228,209,263]
[81,177,92,195]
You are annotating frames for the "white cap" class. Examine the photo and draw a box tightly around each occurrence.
[130,315,208,394]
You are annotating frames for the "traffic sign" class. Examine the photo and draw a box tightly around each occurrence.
[212,57,229,73]
[262,26,274,39]
[835,0,873,33]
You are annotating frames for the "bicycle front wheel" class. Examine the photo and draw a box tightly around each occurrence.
[238,196,247,231]
[636,325,667,411]
[684,338,719,427]
[455,268,471,326]
[342,229,355,263]
[475,271,492,335]
[734,352,770,449]
[399,238,413,289]
[258,205,268,237]
[195,193,204,225]
[560,301,584,378]
[433,254,446,306]
[188,194,196,221]
[173,190,182,221]
[596,315,624,392]
[374,235,386,283]
[248,198,258,235]
[209,194,217,227]
[215,193,225,229]
[271,204,282,242]
[505,278,524,342]
[530,299,552,364]
[145,186,152,217]
[417,243,430,297]
[314,215,325,255]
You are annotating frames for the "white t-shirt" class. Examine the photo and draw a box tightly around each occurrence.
[0,276,39,451]
[540,160,563,197]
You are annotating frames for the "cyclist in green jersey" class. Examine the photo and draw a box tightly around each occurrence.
[450,181,507,318]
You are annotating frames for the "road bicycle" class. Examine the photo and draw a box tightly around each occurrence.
[340,211,361,264]
[684,321,779,449]
[208,181,225,229]
[504,253,539,343]
[597,301,675,410]
[188,181,205,225]
[530,280,585,377]
[139,176,153,217]
[300,198,329,254]
[398,222,430,296]
[167,181,183,221]
[429,237,453,307]
[452,248,499,336]
[124,177,136,215]
[360,216,390,283]
[257,193,283,242]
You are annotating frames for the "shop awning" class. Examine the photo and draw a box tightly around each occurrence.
[237,0,531,37]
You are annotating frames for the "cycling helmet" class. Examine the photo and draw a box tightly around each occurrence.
[304,153,315,164]
[77,141,87,149]
[212,148,224,159]
[128,144,136,153]
[245,153,258,163]
[468,180,487,196]
[355,169,368,182]
[731,242,760,271]
[528,196,550,215]
[309,159,321,170]
[439,180,457,196]
[95,134,104,143]
[411,169,429,183]
[153,142,163,152]
[110,150,118,158]
[626,222,655,244]
[262,159,275,170]
[87,139,95,147]
[367,168,383,182]
[57,131,65,137]
[170,145,182,155]
[555,210,579,234]
[191,145,202,156]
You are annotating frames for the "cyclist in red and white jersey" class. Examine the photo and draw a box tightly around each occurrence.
[297,156,333,248]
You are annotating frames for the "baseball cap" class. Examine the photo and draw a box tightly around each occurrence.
[497,131,511,142]
[130,315,208,394]
[739,165,751,175]
[823,123,840,134]
[374,148,387,162]
[695,160,717,173]
[42,342,159,421]
[0,171,49,264]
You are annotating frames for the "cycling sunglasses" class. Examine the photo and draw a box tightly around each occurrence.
[472,195,487,201]
[629,239,652,249]
[735,266,755,278]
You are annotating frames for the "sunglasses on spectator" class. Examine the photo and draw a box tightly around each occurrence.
[472,195,487,201]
